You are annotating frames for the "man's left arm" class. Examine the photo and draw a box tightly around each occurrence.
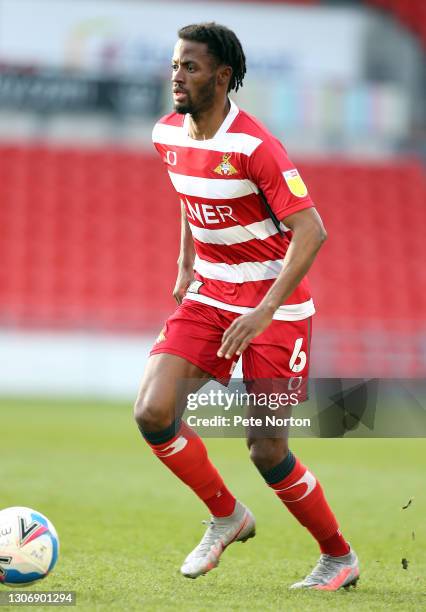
[217,207,327,359]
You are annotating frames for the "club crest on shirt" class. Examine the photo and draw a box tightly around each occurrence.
[283,169,308,198]
[214,153,238,176]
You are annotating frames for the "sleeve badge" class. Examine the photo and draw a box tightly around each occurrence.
[283,169,308,198]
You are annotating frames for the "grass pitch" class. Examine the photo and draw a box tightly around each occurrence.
[0,397,425,611]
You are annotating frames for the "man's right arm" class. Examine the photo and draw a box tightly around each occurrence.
[173,201,195,304]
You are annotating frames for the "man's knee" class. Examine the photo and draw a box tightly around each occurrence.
[247,438,289,472]
[133,392,174,433]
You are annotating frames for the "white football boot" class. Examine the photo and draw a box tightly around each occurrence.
[290,547,360,590]
[180,501,256,578]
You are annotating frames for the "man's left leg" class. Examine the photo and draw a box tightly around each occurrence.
[243,317,359,590]
[246,435,359,590]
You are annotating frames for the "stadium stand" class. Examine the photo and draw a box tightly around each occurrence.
[0,2,424,377]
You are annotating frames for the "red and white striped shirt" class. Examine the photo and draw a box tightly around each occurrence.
[152,99,315,321]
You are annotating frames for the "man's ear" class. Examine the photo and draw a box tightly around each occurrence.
[217,65,232,88]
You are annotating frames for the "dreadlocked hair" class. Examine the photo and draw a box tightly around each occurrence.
[177,22,246,92]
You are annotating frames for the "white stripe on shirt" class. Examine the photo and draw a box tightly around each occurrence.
[152,123,262,156]
[194,255,285,283]
[189,218,288,245]
[184,293,315,321]
[168,171,258,200]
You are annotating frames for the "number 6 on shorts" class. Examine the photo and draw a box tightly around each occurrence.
[289,337,307,373]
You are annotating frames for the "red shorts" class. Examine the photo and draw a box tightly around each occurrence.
[150,299,311,383]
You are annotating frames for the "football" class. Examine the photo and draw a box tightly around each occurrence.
[0,507,59,586]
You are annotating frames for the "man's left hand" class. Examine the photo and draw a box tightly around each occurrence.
[217,306,274,359]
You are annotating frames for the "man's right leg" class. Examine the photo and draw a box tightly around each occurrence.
[134,352,255,578]
[134,353,237,517]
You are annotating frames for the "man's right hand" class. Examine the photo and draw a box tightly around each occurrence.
[173,266,194,304]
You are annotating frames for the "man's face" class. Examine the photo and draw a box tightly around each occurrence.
[171,39,218,116]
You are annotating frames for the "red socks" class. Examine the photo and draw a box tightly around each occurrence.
[319,530,350,557]
[146,421,236,517]
[268,456,350,557]
[144,421,349,555]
